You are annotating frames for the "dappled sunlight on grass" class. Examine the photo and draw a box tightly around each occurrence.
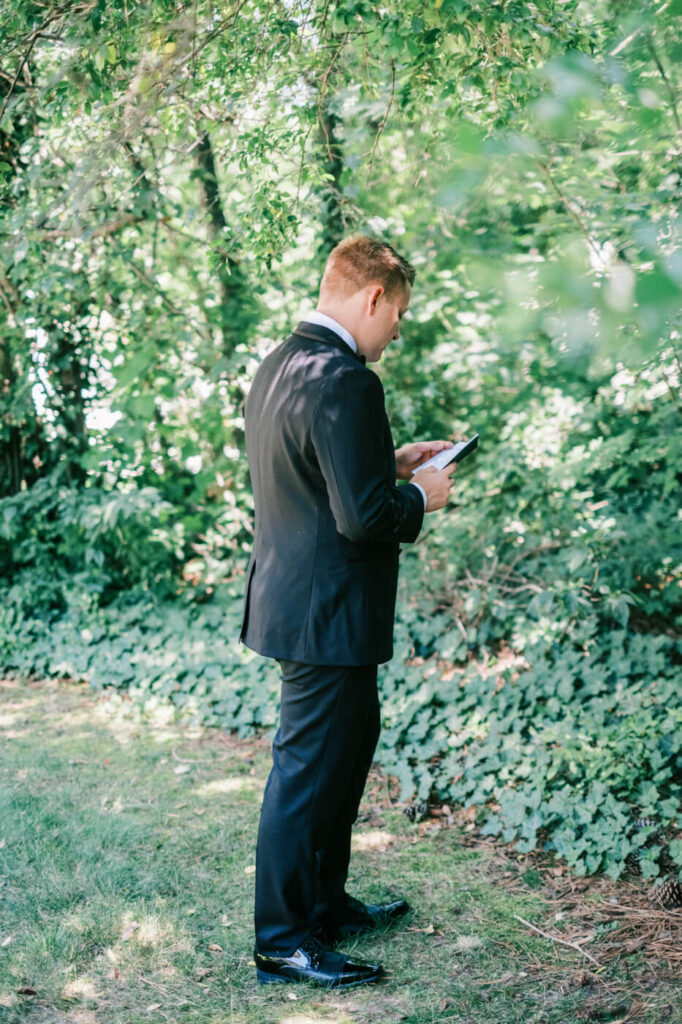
[351,830,396,852]
[135,915,181,948]
[0,687,43,714]
[105,909,188,953]
[61,976,99,1000]
[279,1015,355,1024]
[454,933,485,952]
[90,691,190,745]
[151,730,199,744]
[194,777,262,797]
[0,683,53,735]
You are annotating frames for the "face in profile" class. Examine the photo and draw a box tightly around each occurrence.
[360,285,410,362]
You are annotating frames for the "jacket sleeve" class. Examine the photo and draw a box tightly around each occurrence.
[310,366,425,544]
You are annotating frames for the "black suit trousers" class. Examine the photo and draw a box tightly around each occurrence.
[254,659,380,955]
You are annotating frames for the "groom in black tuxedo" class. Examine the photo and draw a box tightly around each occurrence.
[240,235,456,987]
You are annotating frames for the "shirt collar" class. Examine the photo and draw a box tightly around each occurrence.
[304,310,358,354]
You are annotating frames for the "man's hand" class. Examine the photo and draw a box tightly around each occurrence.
[413,463,457,512]
[395,440,453,481]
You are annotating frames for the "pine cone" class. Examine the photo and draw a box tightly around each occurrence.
[626,818,663,876]
[648,876,682,909]
[403,800,430,823]
[631,818,659,833]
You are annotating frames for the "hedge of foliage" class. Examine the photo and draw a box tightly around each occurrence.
[3,575,681,881]
[2,349,681,880]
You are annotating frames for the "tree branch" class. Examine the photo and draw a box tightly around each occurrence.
[39,212,152,239]
[0,0,90,121]
[125,257,211,341]
[534,158,604,265]
[367,59,396,179]
[317,32,350,162]
[647,34,681,133]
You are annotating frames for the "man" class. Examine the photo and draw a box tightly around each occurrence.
[239,235,456,987]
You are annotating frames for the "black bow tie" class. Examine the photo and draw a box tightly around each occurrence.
[357,353,366,365]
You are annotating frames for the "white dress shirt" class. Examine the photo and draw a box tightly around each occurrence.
[304,311,428,510]
[304,310,358,353]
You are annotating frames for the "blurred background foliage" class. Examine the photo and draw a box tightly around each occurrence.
[1,0,681,878]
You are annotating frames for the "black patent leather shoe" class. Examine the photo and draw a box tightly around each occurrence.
[323,895,410,943]
[254,933,383,987]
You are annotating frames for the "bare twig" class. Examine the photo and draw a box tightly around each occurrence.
[0,36,38,122]
[179,0,250,72]
[0,276,18,314]
[504,542,563,578]
[514,915,605,969]
[610,27,644,56]
[292,123,317,219]
[125,258,211,341]
[317,32,350,163]
[367,59,396,179]
[647,34,681,133]
[534,159,604,265]
[0,1,94,121]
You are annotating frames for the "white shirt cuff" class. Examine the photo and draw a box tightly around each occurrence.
[411,481,428,509]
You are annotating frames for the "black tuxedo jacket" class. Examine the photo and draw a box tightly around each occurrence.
[239,320,425,666]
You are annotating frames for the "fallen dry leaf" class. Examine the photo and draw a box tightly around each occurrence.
[208,943,223,952]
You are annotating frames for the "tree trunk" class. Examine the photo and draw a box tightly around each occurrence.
[0,66,50,495]
[194,129,248,356]
[50,311,89,486]
[316,101,346,261]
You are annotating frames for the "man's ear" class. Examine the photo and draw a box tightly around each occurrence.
[368,284,384,313]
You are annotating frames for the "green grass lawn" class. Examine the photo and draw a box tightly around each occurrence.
[0,676,680,1024]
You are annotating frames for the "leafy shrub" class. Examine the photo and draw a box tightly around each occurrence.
[379,625,682,879]
[0,472,182,617]
[0,580,280,732]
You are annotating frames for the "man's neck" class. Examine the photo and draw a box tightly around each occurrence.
[308,310,358,354]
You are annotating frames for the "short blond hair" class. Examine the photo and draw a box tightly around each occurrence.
[319,235,415,301]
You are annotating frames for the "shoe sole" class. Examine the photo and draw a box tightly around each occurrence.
[256,968,383,988]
